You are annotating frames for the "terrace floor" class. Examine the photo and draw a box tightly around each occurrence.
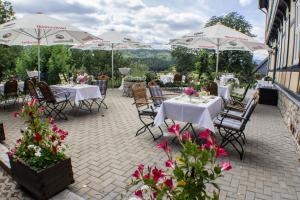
[1,89,300,200]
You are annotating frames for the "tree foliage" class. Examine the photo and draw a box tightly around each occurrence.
[171,46,195,75]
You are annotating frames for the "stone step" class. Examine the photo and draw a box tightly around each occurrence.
[0,143,84,200]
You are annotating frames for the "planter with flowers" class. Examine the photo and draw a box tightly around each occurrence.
[8,99,74,200]
[127,124,231,199]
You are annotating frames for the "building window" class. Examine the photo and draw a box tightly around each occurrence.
[293,1,300,64]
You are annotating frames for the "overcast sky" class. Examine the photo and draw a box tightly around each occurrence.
[9,0,268,60]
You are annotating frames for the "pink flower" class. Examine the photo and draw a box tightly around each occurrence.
[7,148,16,157]
[138,164,144,172]
[13,112,20,118]
[168,124,180,136]
[165,160,175,168]
[27,99,37,106]
[152,167,165,183]
[52,125,58,132]
[39,107,45,112]
[157,139,171,153]
[143,173,150,180]
[221,162,232,171]
[216,147,228,158]
[164,178,174,189]
[134,190,143,198]
[199,129,210,139]
[16,138,22,144]
[184,87,195,96]
[181,131,192,141]
[49,117,55,125]
[132,170,141,179]
[34,132,42,142]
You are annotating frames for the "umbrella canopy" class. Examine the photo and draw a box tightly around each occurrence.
[169,23,269,73]
[0,12,97,80]
[73,30,151,88]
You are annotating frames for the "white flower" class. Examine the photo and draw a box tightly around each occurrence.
[52,140,58,146]
[35,151,41,157]
[141,185,149,190]
[27,145,35,149]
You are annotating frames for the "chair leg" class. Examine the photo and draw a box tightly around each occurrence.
[136,115,163,140]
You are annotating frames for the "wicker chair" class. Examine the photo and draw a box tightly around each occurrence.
[37,81,70,120]
[92,75,109,111]
[132,83,163,140]
[208,81,218,96]
[0,80,19,109]
[214,97,259,159]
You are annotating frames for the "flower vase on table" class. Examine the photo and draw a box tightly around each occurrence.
[8,99,74,200]
[183,87,197,102]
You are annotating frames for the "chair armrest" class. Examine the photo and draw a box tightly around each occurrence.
[226,105,246,112]
[220,111,245,121]
[151,96,165,100]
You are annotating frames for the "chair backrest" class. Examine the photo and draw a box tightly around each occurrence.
[148,80,158,87]
[132,83,148,108]
[98,75,109,81]
[173,73,182,83]
[241,98,259,129]
[4,80,18,98]
[27,80,40,100]
[96,80,108,96]
[148,85,164,107]
[241,84,251,100]
[208,82,218,96]
[59,74,68,84]
[37,81,56,103]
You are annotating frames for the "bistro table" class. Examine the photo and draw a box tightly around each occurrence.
[0,81,24,95]
[154,95,223,133]
[218,84,233,101]
[50,84,101,111]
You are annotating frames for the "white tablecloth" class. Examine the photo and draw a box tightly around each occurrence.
[0,81,24,95]
[160,75,174,84]
[220,76,239,85]
[256,80,273,89]
[218,84,233,100]
[154,95,223,132]
[50,84,101,106]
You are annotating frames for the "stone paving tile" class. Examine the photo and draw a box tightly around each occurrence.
[0,89,300,199]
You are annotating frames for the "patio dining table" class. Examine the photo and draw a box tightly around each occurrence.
[154,95,223,133]
[0,81,24,95]
[50,84,101,107]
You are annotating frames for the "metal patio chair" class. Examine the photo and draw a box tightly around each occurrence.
[132,82,163,140]
[214,97,259,159]
[37,81,70,120]
[208,81,218,96]
[231,83,251,102]
[92,75,109,111]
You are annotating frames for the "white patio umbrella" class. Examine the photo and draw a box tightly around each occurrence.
[169,23,269,73]
[73,30,151,88]
[0,12,97,80]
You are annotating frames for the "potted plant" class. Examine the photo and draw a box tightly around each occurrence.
[127,124,231,199]
[8,99,74,200]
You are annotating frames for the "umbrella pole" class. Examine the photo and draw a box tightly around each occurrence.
[216,38,220,74]
[37,34,41,81]
[111,44,114,89]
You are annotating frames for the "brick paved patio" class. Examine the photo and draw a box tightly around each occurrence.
[1,89,300,200]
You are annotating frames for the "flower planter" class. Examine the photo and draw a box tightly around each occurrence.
[9,156,74,200]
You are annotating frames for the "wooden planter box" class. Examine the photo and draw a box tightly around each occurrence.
[9,157,74,200]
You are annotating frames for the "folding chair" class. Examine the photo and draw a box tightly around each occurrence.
[214,98,258,159]
[37,81,70,120]
[132,83,163,140]
[92,75,109,111]
[231,83,251,102]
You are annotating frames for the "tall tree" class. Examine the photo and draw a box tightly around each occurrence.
[0,1,20,80]
[171,46,195,75]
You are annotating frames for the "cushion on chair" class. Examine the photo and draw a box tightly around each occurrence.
[149,86,163,106]
[214,117,242,130]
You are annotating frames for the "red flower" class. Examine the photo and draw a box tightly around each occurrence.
[216,147,228,158]
[165,160,175,168]
[39,107,45,112]
[20,129,24,134]
[7,148,16,157]
[184,87,195,96]
[221,162,232,171]
[34,132,42,142]
[138,164,144,172]
[16,138,22,144]
[132,170,141,179]
[164,178,173,189]
[13,112,20,118]
[157,139,171,153]
[134,190,143,198]
[152,167,164,182]
[199,129,210,139]
[168,124,180,136]
[151,192,157,199]
[143,173,150,180]
[52,125,58,132]
[181,131,192,141]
